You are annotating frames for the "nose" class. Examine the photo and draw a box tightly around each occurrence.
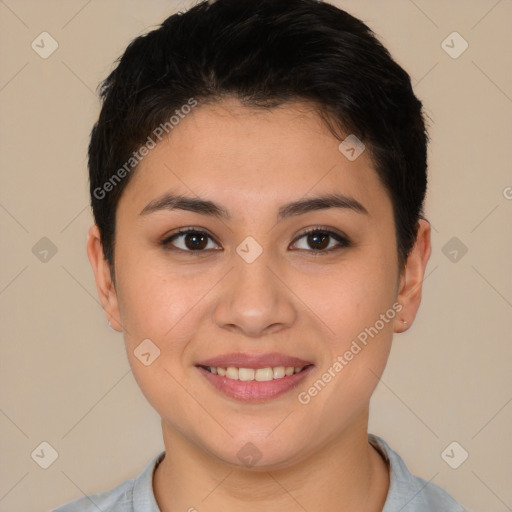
[212,254,297,338]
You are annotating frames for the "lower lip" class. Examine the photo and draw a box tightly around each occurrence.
[196,365,314,402]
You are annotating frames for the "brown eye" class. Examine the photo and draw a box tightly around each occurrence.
[183,232,208,250]
[291,229,351,253]
[162,229,221,252]
[161,227,350,255]
[306,232,330,250]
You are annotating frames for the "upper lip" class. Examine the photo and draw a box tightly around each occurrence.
[196,352,313,369]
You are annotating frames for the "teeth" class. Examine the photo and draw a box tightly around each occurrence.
[273,366,285,379]
[226,367,239,379]
[206,365,306,381]
[238,368,254,381]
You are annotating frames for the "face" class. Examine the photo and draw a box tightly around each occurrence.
[88,98,430,469]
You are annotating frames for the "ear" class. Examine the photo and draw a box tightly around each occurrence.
[86,224,123,332]
[395,219,432,333]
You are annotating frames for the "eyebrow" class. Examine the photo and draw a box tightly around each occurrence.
[139,192,369,220]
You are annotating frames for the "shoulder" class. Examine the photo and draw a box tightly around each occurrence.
[368,433,468,512]
[51,480,133,512]
[51,451,165,512]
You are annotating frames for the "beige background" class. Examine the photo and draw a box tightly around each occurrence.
[1,0,511,511]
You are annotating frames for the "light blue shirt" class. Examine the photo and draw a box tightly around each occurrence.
[52,433,467,511]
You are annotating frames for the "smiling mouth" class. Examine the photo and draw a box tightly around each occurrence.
[198,364,312,381]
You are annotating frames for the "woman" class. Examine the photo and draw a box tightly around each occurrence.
[54,0,467,510]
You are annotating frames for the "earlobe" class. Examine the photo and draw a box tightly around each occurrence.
[86,224,123,332]
[394,219,432,334]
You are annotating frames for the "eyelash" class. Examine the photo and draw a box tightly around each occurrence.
[160,226,352,255]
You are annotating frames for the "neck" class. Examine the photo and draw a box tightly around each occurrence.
[153,411,389,512]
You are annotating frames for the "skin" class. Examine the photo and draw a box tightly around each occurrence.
[87,98,431,512]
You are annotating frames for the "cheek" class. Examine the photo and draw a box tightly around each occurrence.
[301,251,398,343]
[114,243,210,352]
[296,243,398,409]
[114,265,208,419]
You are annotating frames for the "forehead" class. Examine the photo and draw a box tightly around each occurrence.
[119,98,391,220]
